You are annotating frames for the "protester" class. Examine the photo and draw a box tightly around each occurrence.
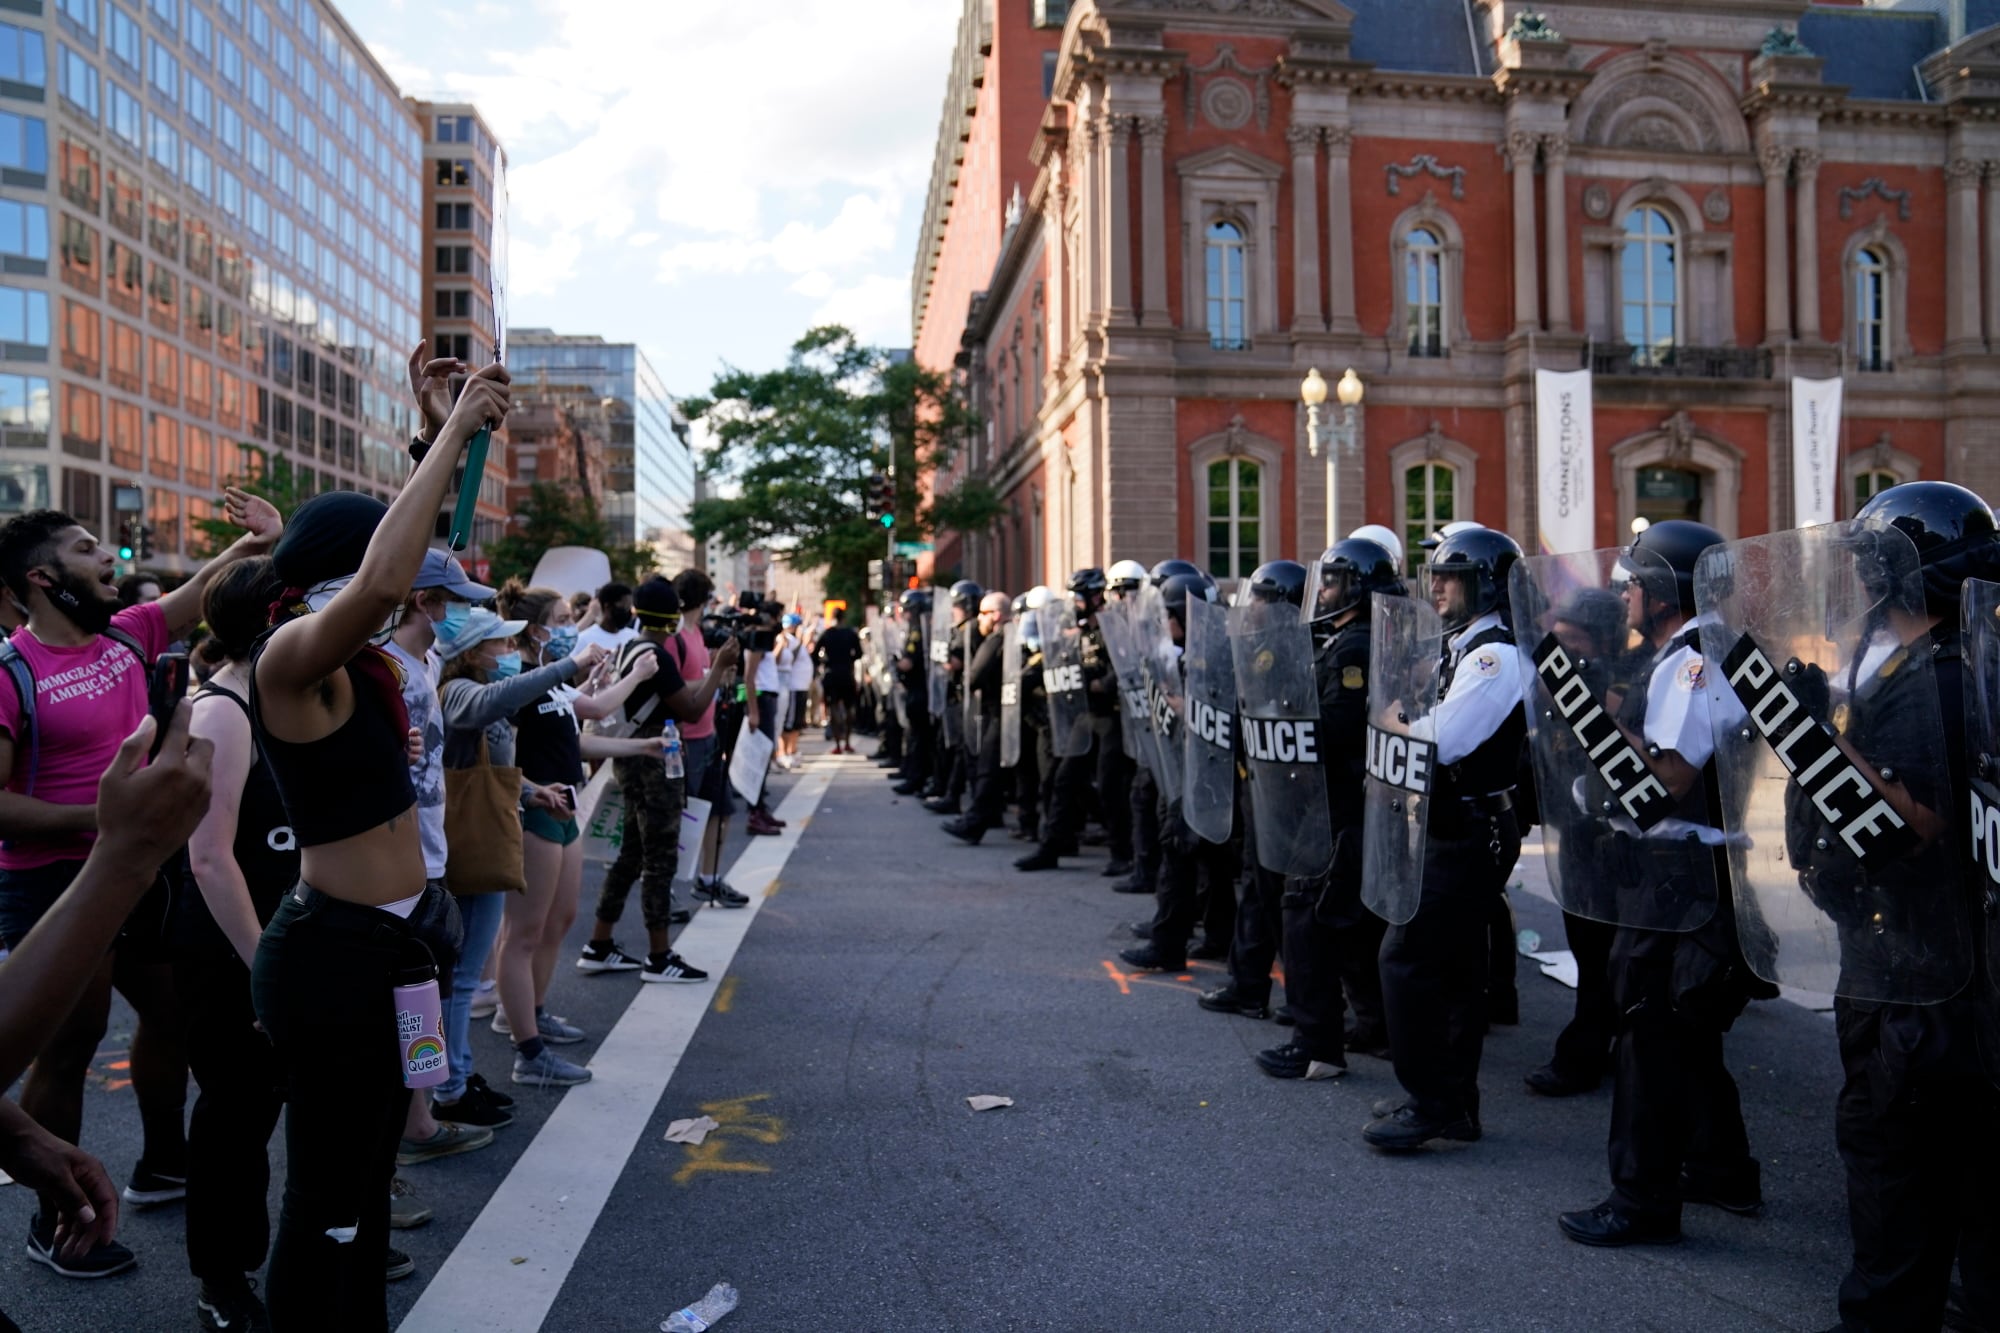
[178,558,301,1331]
[117,572,164,606]
[779,612,812,770]
[815,608,862,754]
[671,570,742,904]
[246,349,508,1330]
[577,581,637,656]
[742,600,786,835]
[0,486,280,1277]
[579,576,744,980]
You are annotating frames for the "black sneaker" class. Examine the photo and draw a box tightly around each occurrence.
[1256,1040,1347,1081]
[122,1162,186,1208]
[434,1083,514,1128]
[385,1248,416,1282]
[196,1275,270,1331]
[692,879,750,908]
[642,951,709,984]
[1197,984,1271,1020]
[465,1073,515,1109]
[1119,942,1185,972]
[576,940,644,973]
[26,1211,136,1278]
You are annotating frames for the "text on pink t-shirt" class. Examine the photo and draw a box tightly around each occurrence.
[671,626,714,740]
[0,601,168,869]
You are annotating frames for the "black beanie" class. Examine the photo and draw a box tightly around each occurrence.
[272,492,388,589]
[633,576,681,629]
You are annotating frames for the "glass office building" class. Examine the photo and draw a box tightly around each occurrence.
[505,328,695,572]
[1,0,425,567]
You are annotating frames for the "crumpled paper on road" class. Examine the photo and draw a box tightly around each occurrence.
[965,1095,1014,1112]
[1527,950,1579,989]
[664,1116,721,1145]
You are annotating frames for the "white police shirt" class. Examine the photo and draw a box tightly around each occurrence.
[1411,611,1524,766]
[1631,611,1743,845]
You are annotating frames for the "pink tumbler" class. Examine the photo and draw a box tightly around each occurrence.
[393,954,448,1090]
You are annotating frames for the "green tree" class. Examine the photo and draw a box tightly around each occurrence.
[683,325,989,606]
[484,482,655,588]
[190,445,312,558]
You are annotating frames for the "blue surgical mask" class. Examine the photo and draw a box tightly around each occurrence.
[545,626,578,659]
[438,601,471,639]
[490,651,522,679]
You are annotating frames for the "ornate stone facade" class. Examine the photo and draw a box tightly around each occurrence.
[914,0,2000,590]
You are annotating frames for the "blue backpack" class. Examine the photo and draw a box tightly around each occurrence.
[0,625,149,798]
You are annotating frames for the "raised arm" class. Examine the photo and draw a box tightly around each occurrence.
[156,488,284,638]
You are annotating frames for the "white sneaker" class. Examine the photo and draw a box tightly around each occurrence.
[492,1009,586,1044]
[468,982,499,1019]
[511,1048,591,1087]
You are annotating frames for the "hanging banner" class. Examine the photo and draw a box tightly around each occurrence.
[1535,368,1595,555]
[1791,375,1843,528]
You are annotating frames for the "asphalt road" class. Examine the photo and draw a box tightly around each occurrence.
[2,741,1861,1332]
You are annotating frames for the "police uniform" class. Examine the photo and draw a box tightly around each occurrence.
[1597,614,1763,1228]
[958,622,1008,836]
[1032,616,1117,860]
[1016,638,1049,841]
[895,621,932,789]
[1146,648,1238,964]
[1281,615,1385,1062]
[1379,610,1525,1125]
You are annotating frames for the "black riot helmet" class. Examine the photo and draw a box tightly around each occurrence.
[899,587,933,616]
[1620,519,1724,617]
[1149,558,1203,587]
[1427,527,1523,630]
[1067,567,1107,597]
[1243,560,1308,608]
[1160,571,1217,624]
[1309,538,1402,624]
[1856,480,2000,614]
[950,579,984,613]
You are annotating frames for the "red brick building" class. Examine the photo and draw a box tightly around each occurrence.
[915,0,2000,590]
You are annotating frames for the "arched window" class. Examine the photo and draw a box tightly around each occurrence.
[1853,246,1889,372]
[1621,206,1678,366]
[1205,220,1248,350]
[1403,462,1456,574]
[1635,465,1703,526]
[1405,226,1444,357]
[1852,467,1898,513]
[1206,456,1261,579]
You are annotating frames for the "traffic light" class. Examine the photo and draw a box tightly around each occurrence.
[116,519,135,561]
[136,524,153,561]
[867,472,894,528]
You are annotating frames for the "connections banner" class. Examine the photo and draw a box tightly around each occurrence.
[1535,368,1595,555]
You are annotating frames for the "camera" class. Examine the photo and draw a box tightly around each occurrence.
[701,602,778,655]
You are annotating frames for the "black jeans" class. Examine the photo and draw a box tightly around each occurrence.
[1549,910,1618,1081]
[1281,827,1382,1059]
[963,714,1006,833]
[177,946,284,1287]
[251,884,459,1333]
[1148,797,1238,961]
[598,756,687,933]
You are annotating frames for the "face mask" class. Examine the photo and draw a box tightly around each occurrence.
[42,567,115,636]
[545,626,578,659]
[437,601,471,639]
[305,574,399,642]
[490,651,522,679]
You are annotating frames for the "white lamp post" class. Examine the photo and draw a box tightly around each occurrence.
[1302,366,1365,546]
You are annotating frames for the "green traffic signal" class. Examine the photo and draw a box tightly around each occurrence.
[118,545,134,560]
[879,513,895,528]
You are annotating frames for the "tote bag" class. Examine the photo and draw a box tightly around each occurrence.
[443,733,527,895]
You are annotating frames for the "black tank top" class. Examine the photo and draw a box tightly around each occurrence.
[250,644,417,846]
[176,683,302,958]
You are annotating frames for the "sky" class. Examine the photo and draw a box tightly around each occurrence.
[340,0,961,403]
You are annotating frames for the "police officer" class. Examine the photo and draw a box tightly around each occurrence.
[1121,572,1236,971]
[923,580,982,814]
[1101,561,1150,881]
[1120,560,1205,901]
[1556,518,1764,1244]
[944,592,1013,845]
[1366,527,1526,1151]
[1017,569,1117,872]
[1013,587,1052,843]
[1257,539,1403,1079]
[890,588,934,796]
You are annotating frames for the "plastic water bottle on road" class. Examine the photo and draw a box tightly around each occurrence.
[662,721,685,780]
[661,1281,738,1332]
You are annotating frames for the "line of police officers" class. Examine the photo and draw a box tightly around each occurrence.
[855,479,2000,1333]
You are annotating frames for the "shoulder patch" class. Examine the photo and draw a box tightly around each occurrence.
[1677,657,1706,692]
[1471,650,1501,679]
[1341,665,1365,690]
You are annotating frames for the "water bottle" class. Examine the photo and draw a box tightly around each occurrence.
[660,1282,738,1332]
[661,721,685,780]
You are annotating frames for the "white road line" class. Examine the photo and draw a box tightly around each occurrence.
[399,761,841,1333]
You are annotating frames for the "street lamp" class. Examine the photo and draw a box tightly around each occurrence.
[1302,367,1365,546]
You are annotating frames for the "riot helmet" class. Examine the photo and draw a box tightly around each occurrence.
[1237,560,1308,608]
[1856,480,2000,614]
[1149,558,1203,587]
[1427,526,1522,631]
[899,587,933,616]
[1615,519,1723,620]
[1307,538,1402,625]
[1023,585,1051,611]
[950,579,984,622]
[1348,524,1406,576]
[1160,571,1218,623]
[1420,519,1485,553]
[1552,586,1628,661]
[1068,566,1108,618]
[1107,560,1149,596]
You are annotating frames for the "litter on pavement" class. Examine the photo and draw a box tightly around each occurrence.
[1527,950,1579,989]
[664,1116,722,1145]
[965,1095,1014,1111]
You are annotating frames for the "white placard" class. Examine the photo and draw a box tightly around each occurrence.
[1792,375,1844,528]
[1535,368,1595,554]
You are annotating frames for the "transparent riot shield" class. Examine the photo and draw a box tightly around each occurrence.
[932,600,963,749]
[1962,579,2000,1078]
[1182,596,1235,843]
[1696,521,1969,1002]
[1361,591,1444,926]
[964,623,987,752]
[1000,619,1023,770]
[1097,597,1158,773]
[1509,548,1720,932]
[1039,600,1091,758]
[1139,585,1184,806]
[879,615,909,730]
[1229,595,1333,877]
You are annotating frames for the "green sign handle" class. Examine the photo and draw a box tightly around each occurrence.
[447,425,491,552]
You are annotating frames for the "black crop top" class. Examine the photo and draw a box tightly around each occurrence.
[179,684,300,941]
[250,645,417,847]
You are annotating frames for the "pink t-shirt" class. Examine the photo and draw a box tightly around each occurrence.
[671,626,714,740]
[0,601,168,869]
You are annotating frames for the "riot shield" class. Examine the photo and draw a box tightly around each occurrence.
[1361,591,1444,926]
[1182,595,1235,844]
[1139,585,1184,805]
[1097,597,1158,773]
[928,598,951,717]
[1000,619,1023,769]
[1509,548,1720,932]
[1696,522,1969,1002]
[1962,579,2000,1077]
[880,614,909,730]
[1039,600,1091,758]
[964,622,986,751]
[1229,596,1333,877]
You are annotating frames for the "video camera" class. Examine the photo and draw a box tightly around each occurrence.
[702,594,778,655]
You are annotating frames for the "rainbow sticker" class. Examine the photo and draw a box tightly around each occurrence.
[405,1036,446,1074]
